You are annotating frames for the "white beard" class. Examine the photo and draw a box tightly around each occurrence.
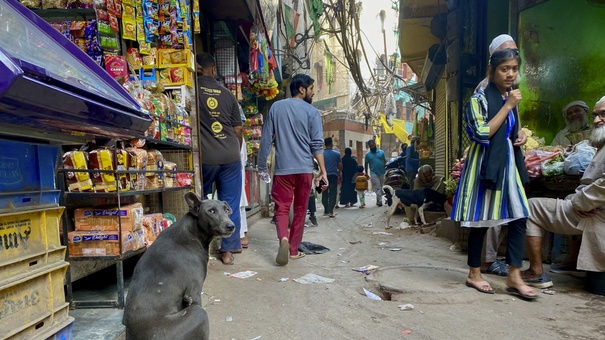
[590,125,605,149]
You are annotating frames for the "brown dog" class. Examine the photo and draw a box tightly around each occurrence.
[123,193,234,340]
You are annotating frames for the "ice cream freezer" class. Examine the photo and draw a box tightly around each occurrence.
[0,0,152,143]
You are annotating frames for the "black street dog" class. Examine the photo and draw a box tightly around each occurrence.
[123,193,234,340]
[383,184,448,228]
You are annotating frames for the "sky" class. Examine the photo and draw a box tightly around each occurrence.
[358,0,400,81]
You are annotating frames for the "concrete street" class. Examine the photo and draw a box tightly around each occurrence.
[71,193,605,339]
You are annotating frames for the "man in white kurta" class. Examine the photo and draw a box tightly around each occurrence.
[523,97,605,288]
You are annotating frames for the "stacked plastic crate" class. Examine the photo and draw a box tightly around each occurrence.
[0,139,74,339]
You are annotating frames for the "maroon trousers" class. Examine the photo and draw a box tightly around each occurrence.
[271,174,313,255]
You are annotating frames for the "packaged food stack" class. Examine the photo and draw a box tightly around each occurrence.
[67,203,146,256]
[63,150,94,192]
[146,149,164,188]
[89,148,117,192]
[142,213,163,245]
[114,147,130,191]
[163,161,177,187]
[125,143,148,190]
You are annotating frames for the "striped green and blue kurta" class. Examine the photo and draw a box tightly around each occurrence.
[451,91,529,225]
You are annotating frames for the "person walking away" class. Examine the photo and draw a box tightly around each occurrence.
[322,137,341,217]
[451,48,537,299]
[197,52,242,265]
[364,139,386,207]
[339,147,358,208]
[354,165,369,208]
[405,136,420,186]
[257,74,327,266]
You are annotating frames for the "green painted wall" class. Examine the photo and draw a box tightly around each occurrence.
[518,0,605,143]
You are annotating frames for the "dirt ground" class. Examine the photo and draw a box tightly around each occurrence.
[70,193,605,340]
[200,193,605,340]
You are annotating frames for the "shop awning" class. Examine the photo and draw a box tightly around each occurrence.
[398,0,448,75]
[199,0,256,22]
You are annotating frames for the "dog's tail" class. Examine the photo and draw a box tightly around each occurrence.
[382,185,394,207]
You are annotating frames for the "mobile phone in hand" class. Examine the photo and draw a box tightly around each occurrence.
[316,178,327,194]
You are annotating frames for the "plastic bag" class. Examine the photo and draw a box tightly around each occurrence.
[541,152,565,177]
[564,140,596,175]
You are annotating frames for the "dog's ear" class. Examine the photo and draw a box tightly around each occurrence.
[184,192,202,217]
[222,201,233,215]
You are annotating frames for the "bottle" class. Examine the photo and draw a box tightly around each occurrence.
[259,171,271,184]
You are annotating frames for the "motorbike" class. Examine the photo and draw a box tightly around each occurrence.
[384,156,409,190]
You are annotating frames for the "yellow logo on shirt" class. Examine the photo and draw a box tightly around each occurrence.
[207,97,219,110]
[211,121,223,133]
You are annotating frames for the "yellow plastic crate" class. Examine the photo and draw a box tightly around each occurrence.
[1,247,65,281]
[0,207,65,271]
[0,262,69,339]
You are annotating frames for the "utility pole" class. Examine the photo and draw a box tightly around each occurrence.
[380,10,387,73]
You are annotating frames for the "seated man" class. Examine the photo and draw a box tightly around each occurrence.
[523,96,605,288]
[551,100,591,146]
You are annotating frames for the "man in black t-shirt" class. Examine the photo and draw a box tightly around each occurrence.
[197,52,242,265]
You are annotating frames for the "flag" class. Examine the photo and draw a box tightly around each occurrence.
[283,4,295,42]
[391,119,409,144]
[307,0,324,36]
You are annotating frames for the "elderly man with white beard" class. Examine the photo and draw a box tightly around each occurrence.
[551,100,592,146]
[522,96,605,288]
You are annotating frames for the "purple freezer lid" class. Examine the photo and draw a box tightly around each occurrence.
[0,0,152,139]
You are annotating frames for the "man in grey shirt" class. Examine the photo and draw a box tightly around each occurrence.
[257,74,328,266]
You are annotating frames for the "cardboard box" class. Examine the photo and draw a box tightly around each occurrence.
[67,229,145,256]
[74,203,144,232]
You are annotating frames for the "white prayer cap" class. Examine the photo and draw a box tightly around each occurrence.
[488,34,515,56]
[562,100,589,115]
[596,96,605,107]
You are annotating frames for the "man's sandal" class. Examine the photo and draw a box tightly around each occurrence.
[289,252,306,260]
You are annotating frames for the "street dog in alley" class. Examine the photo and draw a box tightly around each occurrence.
[123,193,235,340]
[382,184,448,229]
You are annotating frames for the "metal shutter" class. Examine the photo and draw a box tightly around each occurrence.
[434,77,447,178]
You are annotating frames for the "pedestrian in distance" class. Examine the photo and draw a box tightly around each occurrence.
[451,48,537,300]
[405,136,420,187]
[322,137,342,217]
[257,73,328,266]
[353,165,369,208]
[340,147,359,208]
[364,139,387,207]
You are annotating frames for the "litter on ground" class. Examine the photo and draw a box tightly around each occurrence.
[228,270,258,279]
[363,288,382,300]
[293,273,335,284]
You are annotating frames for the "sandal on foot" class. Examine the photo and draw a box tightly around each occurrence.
[522,272,553,288]
[481,260,508,276]
[276,238,289,266]
[289,252,306,260]
[506,287,538,301]
[466,280,495,294]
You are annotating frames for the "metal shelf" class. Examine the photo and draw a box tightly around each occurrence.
[32,8,97,21]
[68,246,147,262]
[65,185,194,198]
[139,137,192,150]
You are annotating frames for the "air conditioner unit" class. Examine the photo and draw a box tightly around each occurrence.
[421,45,445,91]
